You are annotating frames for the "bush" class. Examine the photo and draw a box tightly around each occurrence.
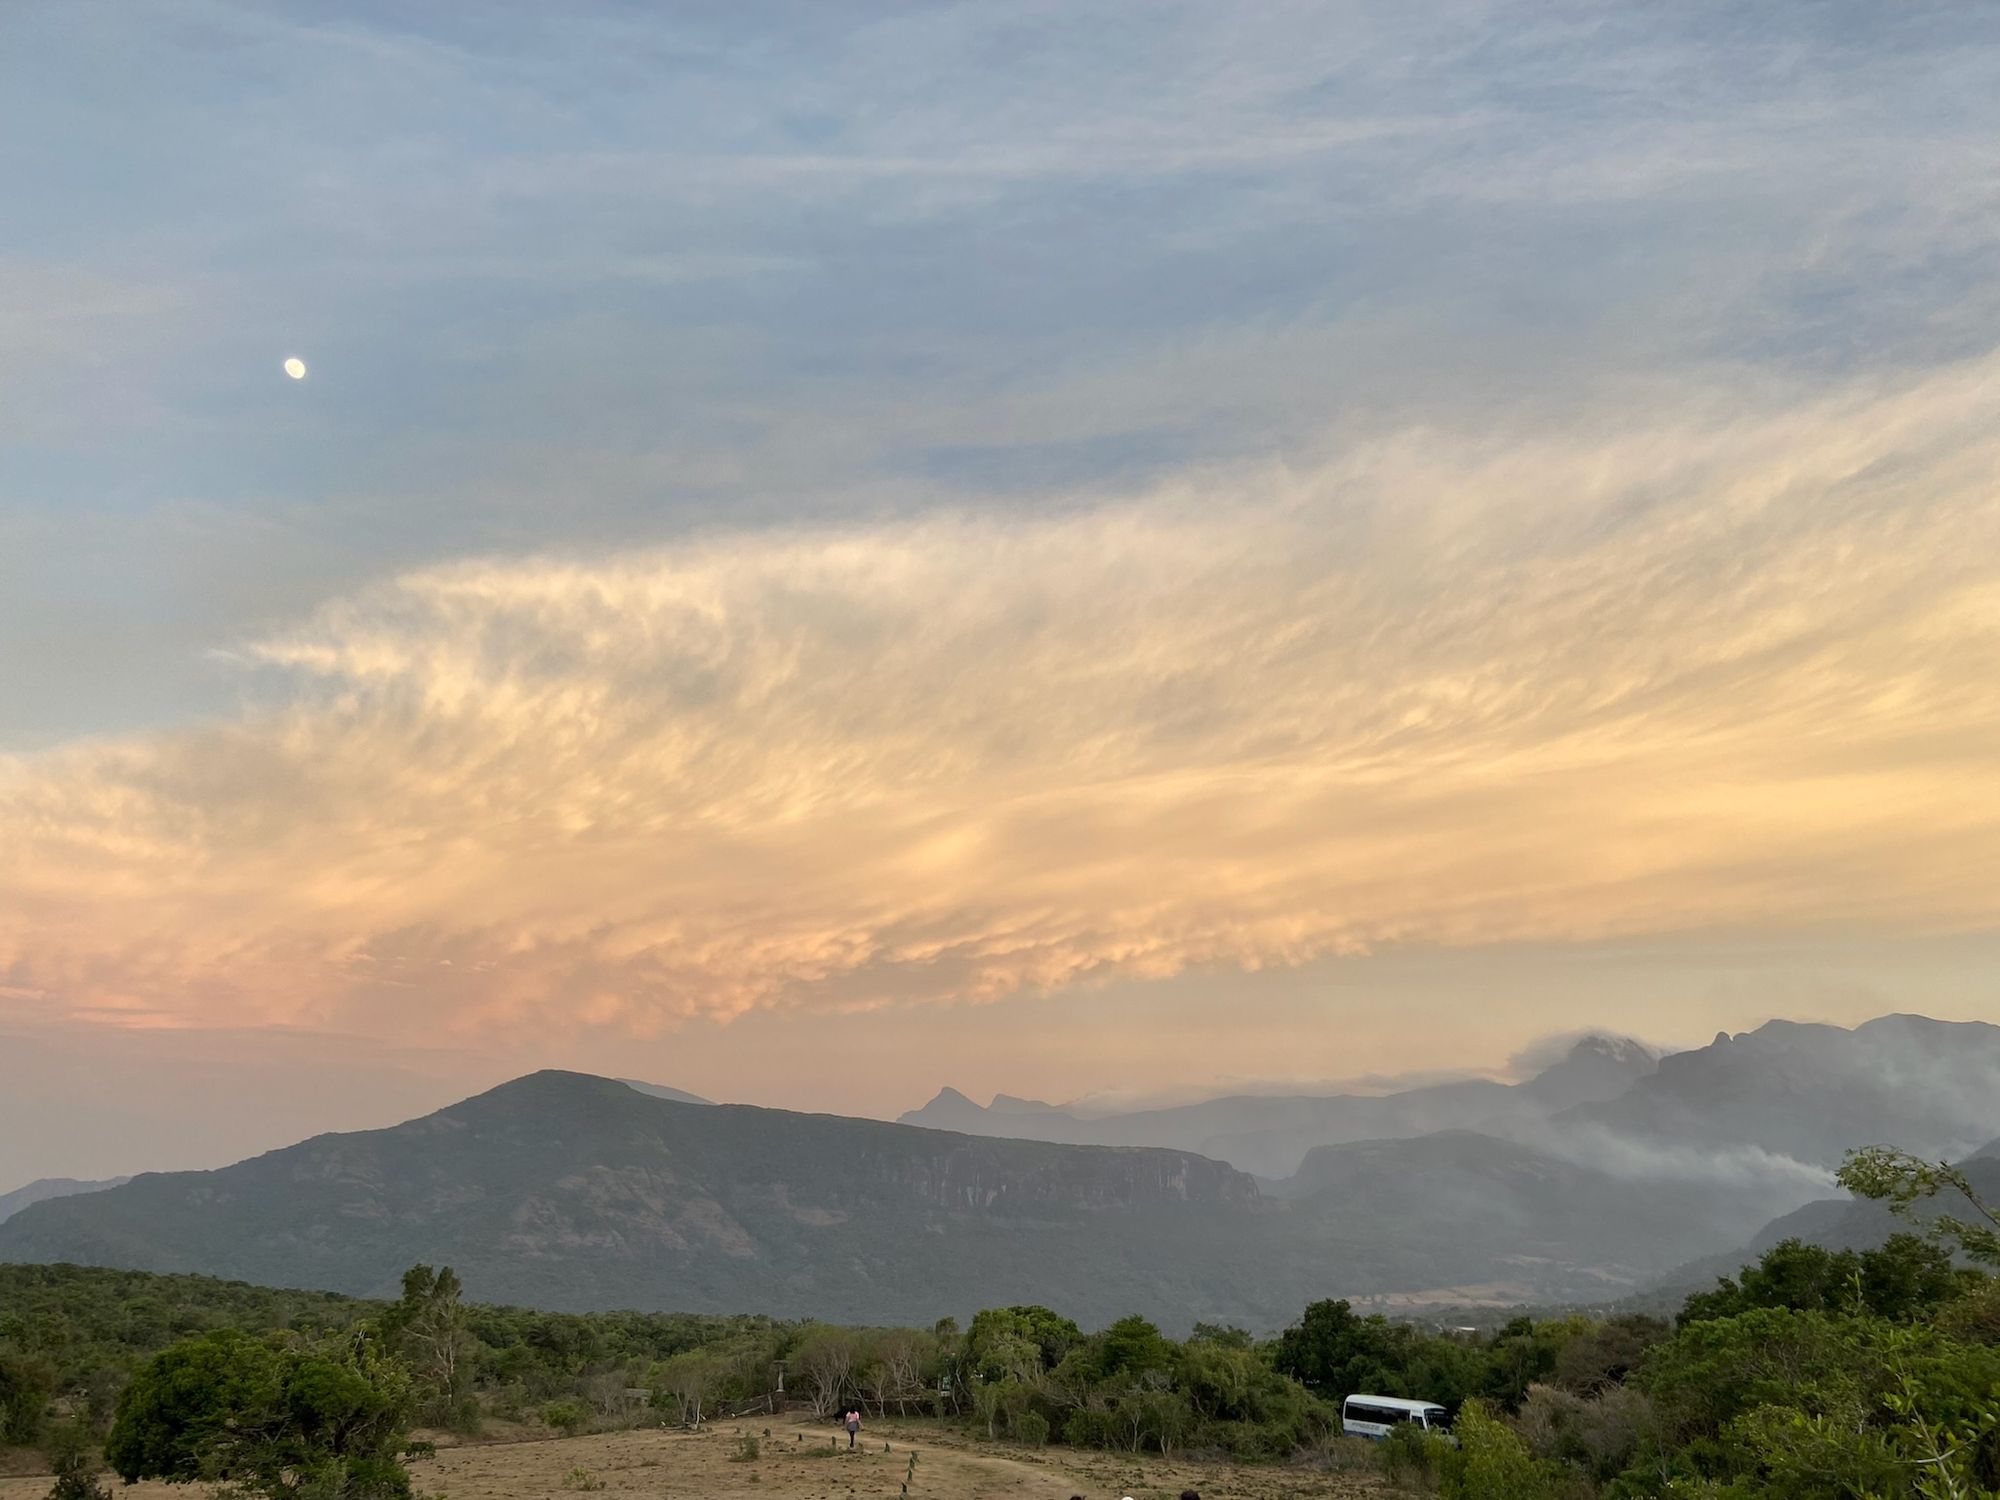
[45,1423,112,1500]
[730,1433,761,1463]
[1435,1401,1567,1500]
[1301,1433,1380,1474]
[542,1399,590,1436]
[1061,1407,1122,1449]
[105,1328,415,1500]
[1515,1382,1646,1482]
[486,1383,529,1421]
[1381,1420,1444,1489]
[1014,1411,1049,1448]
[559,1468,604,1492]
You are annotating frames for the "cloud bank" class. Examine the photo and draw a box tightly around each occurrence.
[5,358,1999,1041]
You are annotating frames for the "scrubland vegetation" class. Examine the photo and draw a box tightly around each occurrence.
[2,1146,1997,1498]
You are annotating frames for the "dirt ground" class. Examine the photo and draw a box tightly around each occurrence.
[0,1417,1379,1500]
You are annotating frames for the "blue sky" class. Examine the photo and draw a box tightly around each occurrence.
[9,2,1995,745]
[4,3,2000,1180]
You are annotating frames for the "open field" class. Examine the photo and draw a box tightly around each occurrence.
[0,1418,1379,1500]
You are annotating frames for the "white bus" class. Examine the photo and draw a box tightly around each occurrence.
[1341,1394,1451,1441]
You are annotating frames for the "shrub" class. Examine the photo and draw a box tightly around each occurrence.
[488,1383,529,1421]
[542,1400,590,1436]
[1436,1401,1566,1500]
[1015,1411,1049,1448]
[1381,1420,1442,1489]
[45,1423,111,1500]
[730,1433,761,1463]
[559,1468,604,1492]
[1061,1407,1122,1449]
[105,1328,415,1500]
[1301,1433,1379,1474]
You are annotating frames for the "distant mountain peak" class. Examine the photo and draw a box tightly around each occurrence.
[896,1086,994,1128]
[1566,1034,1658,1064]
[1518,1033,1659,1110]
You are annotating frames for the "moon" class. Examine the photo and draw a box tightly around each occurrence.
[283,357,308,380]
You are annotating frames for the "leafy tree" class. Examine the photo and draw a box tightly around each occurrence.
[1679,1240,1862,1326]
[1090,1315,1174,1385]
[1552,1315,1668,1394]
[964,1307,1080,1382]
[1629,1307,2000,1498]
[104,1328,415,1500]
[1841,1147,2000,1268]
[0,1347,55,1445]
[1188,1322,1254,1350]
[381,1267,467,1416]
[1681,1235,1970,1328]
[1271,1299,1377,1395]
[1480,1316,1579,1409]
[1863,1235,1970,1324]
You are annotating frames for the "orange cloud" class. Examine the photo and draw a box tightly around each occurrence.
[4,358,1998,1040]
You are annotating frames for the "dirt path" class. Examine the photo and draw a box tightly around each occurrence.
[0,1417,1379,1500]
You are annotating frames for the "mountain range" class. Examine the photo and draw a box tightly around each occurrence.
[2,1015,1995,1328]
[901,1034,1661,1177]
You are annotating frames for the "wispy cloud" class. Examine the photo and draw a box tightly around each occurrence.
[5,355,1997,1040]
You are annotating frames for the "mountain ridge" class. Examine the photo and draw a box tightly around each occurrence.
[899,1033,1661,1176]
[0,1176,130,1226]
[0,1069,1758,1326]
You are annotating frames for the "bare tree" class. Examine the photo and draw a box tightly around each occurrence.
[792,1327,858,1420]
[862,1361,893,1416]
[654,1352,725,1428]
[878,1330,931,1417]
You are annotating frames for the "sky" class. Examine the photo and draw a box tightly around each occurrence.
[4,2,2000,1186]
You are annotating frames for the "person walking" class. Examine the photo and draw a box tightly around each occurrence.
[844,1408,861,1449]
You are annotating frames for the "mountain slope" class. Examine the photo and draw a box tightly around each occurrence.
[1560,1015,2000,1168]
[0,1072,1282,1328]
[1640,1141,2000,1302]
[1268,1130,1783,1300]
[0,1176,129,1226]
